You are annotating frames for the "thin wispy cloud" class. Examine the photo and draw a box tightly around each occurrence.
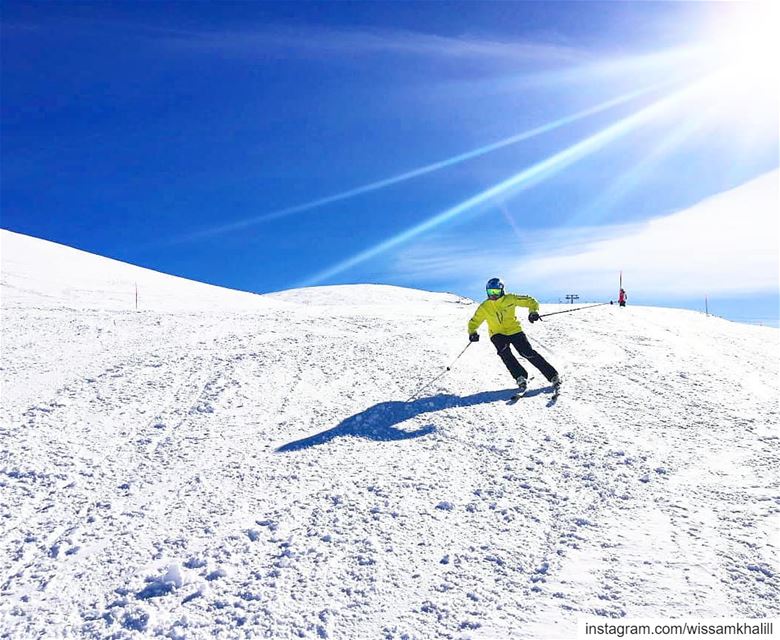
[4,17,586,65]
[392,170,779,298]
[160,25,586,65]
[437,45,709,97]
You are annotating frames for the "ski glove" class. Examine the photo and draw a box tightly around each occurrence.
[469,332,480,342]
[528,311,540,323]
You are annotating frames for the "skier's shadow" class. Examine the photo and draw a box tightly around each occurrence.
[276,388,517,453]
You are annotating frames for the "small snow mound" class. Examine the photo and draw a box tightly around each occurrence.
[136,563,184,599]
[207,567,229,581]
[183,556,206,569]
[121,605,151,632]
[747,564,774,578]
[163,563,184,588]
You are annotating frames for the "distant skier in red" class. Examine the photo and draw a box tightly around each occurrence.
[618,288,627,307]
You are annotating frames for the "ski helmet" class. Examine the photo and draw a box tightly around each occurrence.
[486,277,505,300]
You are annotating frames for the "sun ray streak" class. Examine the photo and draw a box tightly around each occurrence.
[567,102,719,227]
[171,83,669,244]
[495,199,526,243]
[299,76,717,287]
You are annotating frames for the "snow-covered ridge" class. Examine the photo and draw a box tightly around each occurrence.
[0,230,469,312]
[267,283,470,307]
[1,231,778,639]
[0,230,275,312]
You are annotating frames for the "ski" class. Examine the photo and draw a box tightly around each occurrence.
[507,375,532,404]
[547,381,562,406]
[506,392,524,405]
[507,380,560,405]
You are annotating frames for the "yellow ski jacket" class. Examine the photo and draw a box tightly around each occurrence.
[468,293,540,337]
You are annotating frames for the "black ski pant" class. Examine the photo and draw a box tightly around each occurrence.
[490,332,558,382]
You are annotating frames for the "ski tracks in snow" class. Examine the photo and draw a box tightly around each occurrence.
[1,311,283,633]
[1,301,778,639]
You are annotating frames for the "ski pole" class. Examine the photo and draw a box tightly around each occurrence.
[406,341,473,402]
[539,301,613,319]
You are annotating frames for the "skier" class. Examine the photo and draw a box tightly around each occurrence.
[468,278,560,395]
[618,288,627,307]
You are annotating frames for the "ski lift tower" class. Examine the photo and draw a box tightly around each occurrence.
[565,294,579,304]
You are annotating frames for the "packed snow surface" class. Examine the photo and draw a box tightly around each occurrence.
[1,230,778,639]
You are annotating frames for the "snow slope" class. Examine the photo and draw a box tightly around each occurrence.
[0,231,276,312]
[1,230,778,639]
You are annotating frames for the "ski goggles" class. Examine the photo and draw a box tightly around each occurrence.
[486,288,503,297]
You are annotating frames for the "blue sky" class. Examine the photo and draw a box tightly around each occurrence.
[2,1,778,325]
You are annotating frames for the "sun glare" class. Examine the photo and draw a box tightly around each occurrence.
[701,2,780,95]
